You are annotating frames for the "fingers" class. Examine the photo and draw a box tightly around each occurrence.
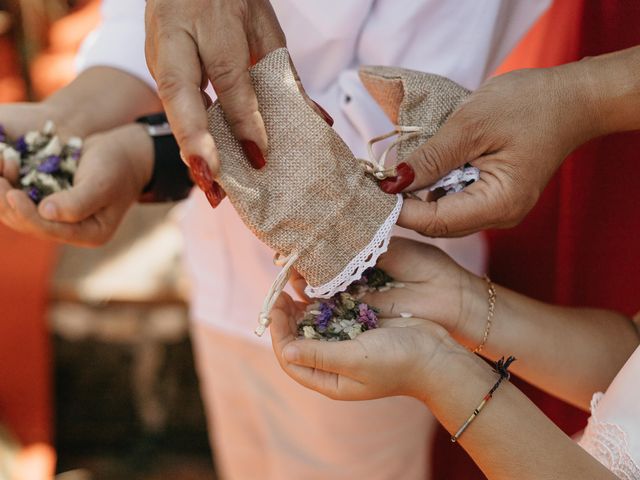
[362,286,426,318]
[379,114,486,194]
[0,181,114,246]
[245,0,286,61]
[278,362,366,401]
[1,152,19,185]
[289,269,311,302]
[280,337,368,380]
[187,155,226,208]
[397,178,495,237]
[270,307,366,400]
[374,237,445,279]
[198,13,267,166]
[147,27,219,175]
[38,177,107,223]
[270,293,364,377]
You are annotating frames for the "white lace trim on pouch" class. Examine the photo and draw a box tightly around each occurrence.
[305,193,403,299]
[579,392,640,480]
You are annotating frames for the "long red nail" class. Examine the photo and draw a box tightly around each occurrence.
[312,100,334,127]
[241,140,266,169]
[188,155,223,208]
[379,162,415,194]
[204,181,224,208]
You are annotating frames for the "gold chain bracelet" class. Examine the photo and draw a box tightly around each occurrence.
[470,275,497,354]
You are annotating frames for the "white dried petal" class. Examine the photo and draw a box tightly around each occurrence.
[42,120,55,136]
[20,169,37,186]
[400,312,413,318]
[66,137,83,150]
[346,324,363,339]
[0,142,8,153]
[59,157,77,175]
[309,310,321,315]
[35,172,62,192]
[377,286,391,292]
[37,136,62,159]
[302,326,319,339]
[25,131,42,146]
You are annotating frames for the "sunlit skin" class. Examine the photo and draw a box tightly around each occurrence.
[394,46,640,237]
[269,237,638,479]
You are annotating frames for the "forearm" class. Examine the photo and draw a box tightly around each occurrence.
[421,341,617,480]
[575,45,640,137]
[459,276,639,410]
[44,67,161,138]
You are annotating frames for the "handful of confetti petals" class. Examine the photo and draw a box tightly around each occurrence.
[0,121,81,204]
[297,267,404,341]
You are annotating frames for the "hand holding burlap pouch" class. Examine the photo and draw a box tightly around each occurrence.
[206,49,402,336]
[207,49,480,336]
[358,65,480,194]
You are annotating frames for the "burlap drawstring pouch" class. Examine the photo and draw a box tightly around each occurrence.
[206,48,402,336]
[358,66,480,194]
[206,49,479,336]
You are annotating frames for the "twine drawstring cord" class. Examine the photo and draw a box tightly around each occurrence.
[255,251,300,337]
[359,125,422,180]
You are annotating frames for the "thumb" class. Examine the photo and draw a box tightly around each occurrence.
[38,178,106,223]
[398,179,501,237]
[379,117,484,194]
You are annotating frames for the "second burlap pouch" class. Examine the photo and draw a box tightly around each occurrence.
[207,48,402,335]
[358,66,480,194]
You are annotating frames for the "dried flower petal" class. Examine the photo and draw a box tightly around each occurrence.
[27,186,42,203]
[8,122,81,204]
[37,155,61,174]
[297,267,388,341]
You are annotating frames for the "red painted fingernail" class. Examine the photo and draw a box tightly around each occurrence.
[379,162,416,194]
[241,140,266,169]
[312,100,334,127]
[188,155,222,208]
[205,181,224,208]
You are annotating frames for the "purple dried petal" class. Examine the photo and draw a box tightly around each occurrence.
[16,136,28,155]
[315,302,334,332]
[27,186,42,203]
[0,125,6,143]
[37,155,61,173]
[357,303,378,329]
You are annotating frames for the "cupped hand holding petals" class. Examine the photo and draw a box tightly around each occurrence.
[0,123,153,247]
[269,291,453,401]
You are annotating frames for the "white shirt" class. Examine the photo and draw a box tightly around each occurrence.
[78,0,550,341]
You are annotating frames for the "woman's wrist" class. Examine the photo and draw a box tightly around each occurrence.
[568,46,640,141]
[413,333,495,405]
[113,123,155,194]
[453,272,493,349]
[42,93,93,139]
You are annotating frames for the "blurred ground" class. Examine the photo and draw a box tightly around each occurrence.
[50,205,216,479]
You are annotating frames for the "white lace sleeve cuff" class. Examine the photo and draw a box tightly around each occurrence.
[578,392,640,479]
